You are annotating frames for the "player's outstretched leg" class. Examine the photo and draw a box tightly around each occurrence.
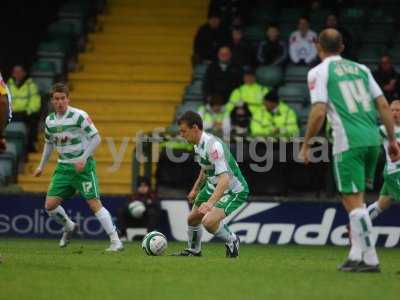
[202,208,239,258]
[87,199,123,252]
[171,206,203,256]
[367,196,392,222]
[45,196,78,248]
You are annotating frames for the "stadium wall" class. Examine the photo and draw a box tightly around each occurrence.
[0,195,399,247]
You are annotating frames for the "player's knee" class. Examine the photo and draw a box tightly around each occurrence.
[201,216,217,232]
[87,199,102,213]
[187,212,201,226]
[44,198,58,211]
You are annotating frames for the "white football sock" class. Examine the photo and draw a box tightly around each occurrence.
[348,224,362,262]
[214,222,235,244]
[349,208,379,265]
[367,202,382,221]
[95,207,119,242]
[187,225,202,253]
[47,206,74,231]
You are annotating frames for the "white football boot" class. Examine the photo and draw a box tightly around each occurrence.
[59,222,79,248]
[105,240,124,252]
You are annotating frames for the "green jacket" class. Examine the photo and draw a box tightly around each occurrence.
[250,101,299,139]
[8,78,41,114]
[226,83,270,114]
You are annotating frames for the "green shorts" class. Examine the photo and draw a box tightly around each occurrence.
[333,146,380,194]
[380,171,400,202]
[194,187,248,216]
[47,158,100,201]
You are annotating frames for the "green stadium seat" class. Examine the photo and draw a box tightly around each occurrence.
[32,76,54,96]
[58,2,90,19]
[278,84,307,103]
[30,60,56,94]
[37,41,67,56]
[59,18,85,36]
[357,45,386,64]
[362,26,394,44]
[0,154,15,178]
[287,102,304,117]
[278,8,304,23]
[165,123,179,134]
[175,102,201,118]
[250,9,279,25]
[183,79,205,102]
[368,9,395,24]
[388,45,400,63]
[0,171,5,186]
[243,25,265,43]
[256,66,283,87]
[5,142,17,159]
[47,21,76,40]
[280,23,296,40]
[4,122,27,157]
[192,64,208,81]
[31,60,56,76]
[299,107,310,125]
[284,65,309,83]
[309,10,330,28]
[340,7,367,25]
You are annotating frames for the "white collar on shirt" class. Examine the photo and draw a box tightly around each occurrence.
[323,55,342,63]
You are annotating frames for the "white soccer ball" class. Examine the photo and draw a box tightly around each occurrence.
[142,231,168,256]
[128,201,146,218]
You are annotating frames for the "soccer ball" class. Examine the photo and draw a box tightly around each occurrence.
[128,201,146,218]
[142,231,168,256]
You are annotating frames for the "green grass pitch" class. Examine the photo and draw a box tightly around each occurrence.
[0,238,399,300]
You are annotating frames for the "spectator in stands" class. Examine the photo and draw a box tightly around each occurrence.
[226,66,269,114]
[203,46,243,103]
[193,14,229,64]
[117,176,161,239]
[250,90,299,139]
[230,101,252,139]
[373,55,400,103]
[208,0,252,28]
[8,65,41,152]
[197,94,231,140]
[229,27,253,67]
[288,17,317,65]
[256,24,287,66]
[0,72,11,152]
[325,14,353,59]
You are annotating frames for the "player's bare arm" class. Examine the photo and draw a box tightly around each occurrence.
[299,102,327,163]
[198,172,229,214]
[74,133,101,172]
[188,168,205,203]
[376,96,400,162]
[33,142,54,177]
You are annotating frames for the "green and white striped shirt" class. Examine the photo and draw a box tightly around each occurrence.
[45,106,98,163]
